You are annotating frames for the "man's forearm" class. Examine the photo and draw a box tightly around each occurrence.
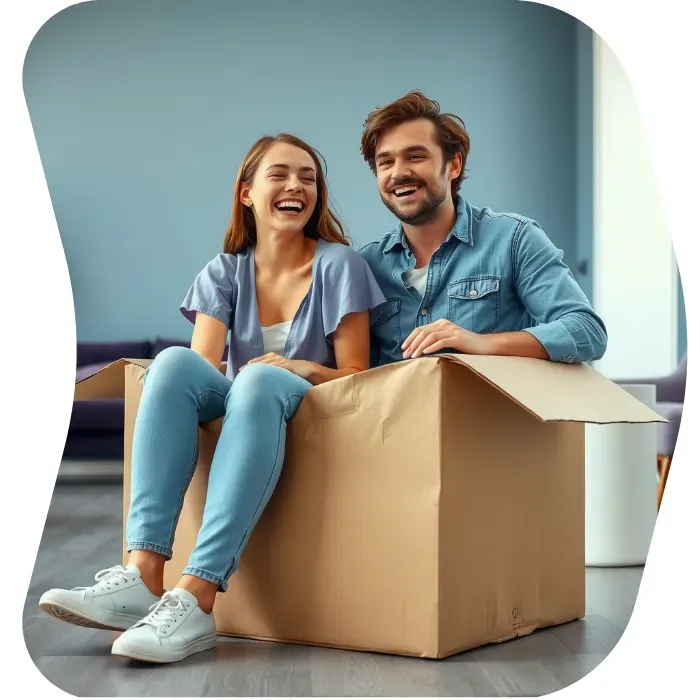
[484,331,550,360]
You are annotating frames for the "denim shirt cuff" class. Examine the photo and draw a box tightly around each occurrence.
[522,322,578,363]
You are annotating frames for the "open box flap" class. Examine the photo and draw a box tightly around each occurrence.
[441,354,668,424]
[74,358,152,400]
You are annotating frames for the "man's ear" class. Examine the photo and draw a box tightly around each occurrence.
[446,152,463,182]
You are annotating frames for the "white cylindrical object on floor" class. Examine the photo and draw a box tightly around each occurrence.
[585,384,658,566]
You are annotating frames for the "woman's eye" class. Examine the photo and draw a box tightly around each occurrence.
[303,178,316,184]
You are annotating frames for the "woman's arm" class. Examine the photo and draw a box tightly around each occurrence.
[190,312,228,369]
[307,310,370,384]
[242,310,370,386]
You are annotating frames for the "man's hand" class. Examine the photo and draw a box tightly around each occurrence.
[401,320,493,359]
[240,353,316,380]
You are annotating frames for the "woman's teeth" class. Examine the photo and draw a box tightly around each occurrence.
[275,200,304,212]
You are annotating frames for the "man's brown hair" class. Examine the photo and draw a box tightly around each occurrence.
[360,90,470,200]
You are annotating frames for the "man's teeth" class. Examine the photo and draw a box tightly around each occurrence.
[395,186,419,197]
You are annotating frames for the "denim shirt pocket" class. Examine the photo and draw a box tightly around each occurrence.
[370,298,402,353]
[447,276,500,333]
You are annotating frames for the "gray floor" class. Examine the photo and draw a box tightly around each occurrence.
[24,479,642,697]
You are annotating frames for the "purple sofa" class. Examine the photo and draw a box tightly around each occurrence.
[617,353,686,458]
[65,338,228,460]
[613,353,686,507]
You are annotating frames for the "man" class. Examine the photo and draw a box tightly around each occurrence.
[358,90,607,366]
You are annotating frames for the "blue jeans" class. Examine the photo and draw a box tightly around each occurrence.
[125,346,312,592]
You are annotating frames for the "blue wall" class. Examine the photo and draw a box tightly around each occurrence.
[24,0,581,342]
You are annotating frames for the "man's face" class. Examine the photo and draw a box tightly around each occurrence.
[374,119,458,225]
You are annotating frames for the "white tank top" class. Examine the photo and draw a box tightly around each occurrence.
[260,320,293,356]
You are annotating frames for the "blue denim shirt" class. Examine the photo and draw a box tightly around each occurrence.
[358,195,607,366]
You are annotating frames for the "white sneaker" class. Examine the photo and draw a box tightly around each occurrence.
[111,588,217,664]
[39,564,161,631]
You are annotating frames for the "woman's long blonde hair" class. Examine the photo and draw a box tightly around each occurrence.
[223,134,350,254]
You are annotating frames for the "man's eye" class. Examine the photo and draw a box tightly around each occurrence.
[410,155,424,160]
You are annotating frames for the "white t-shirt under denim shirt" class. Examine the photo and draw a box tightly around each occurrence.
[180,239,386,380]
[402,265,429,297]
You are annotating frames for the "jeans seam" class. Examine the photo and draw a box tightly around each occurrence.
[166,385,231,550]
[220,394,296,582]
[166,431,200,552]
[133,353,231,562]
[194,386,229,411]
[286,393,306,411]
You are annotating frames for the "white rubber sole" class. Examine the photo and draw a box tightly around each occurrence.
[111,633,218,664]
[39,595,144,632]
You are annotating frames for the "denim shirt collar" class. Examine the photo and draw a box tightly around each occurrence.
[383,194,474,254]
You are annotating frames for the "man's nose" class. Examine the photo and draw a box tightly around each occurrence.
[392,160,414,181]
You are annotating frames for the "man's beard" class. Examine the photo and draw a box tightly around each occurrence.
[381,181,449,225]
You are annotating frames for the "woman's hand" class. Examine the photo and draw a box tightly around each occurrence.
[240,353,316,380]
[240,310,371,385]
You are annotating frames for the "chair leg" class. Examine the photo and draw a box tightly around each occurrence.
[657,455,672,510]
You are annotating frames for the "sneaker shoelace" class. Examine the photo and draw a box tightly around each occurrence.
[138,591,188,635]
[72,565,134,593]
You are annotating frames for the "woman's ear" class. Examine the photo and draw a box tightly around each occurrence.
[240,183,252,208]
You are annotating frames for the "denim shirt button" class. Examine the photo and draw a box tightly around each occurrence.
[469,289,478,298]
[421,309,428,316]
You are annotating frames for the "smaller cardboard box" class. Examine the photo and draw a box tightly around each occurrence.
[75,354,665,658]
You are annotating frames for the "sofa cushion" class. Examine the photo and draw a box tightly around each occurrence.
[151,337,229,361]
[77,340,152,367]
[70,398,125,432]
[151,337,190,358]
[63,431,124,460]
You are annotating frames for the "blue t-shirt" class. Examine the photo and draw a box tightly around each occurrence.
[180,239,386,380]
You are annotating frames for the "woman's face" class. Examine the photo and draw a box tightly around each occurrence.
[241,142,319,235]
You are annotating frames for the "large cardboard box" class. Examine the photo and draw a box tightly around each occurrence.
[75,354,665,658]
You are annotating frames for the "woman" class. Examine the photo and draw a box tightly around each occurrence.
[40,134,386,664]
